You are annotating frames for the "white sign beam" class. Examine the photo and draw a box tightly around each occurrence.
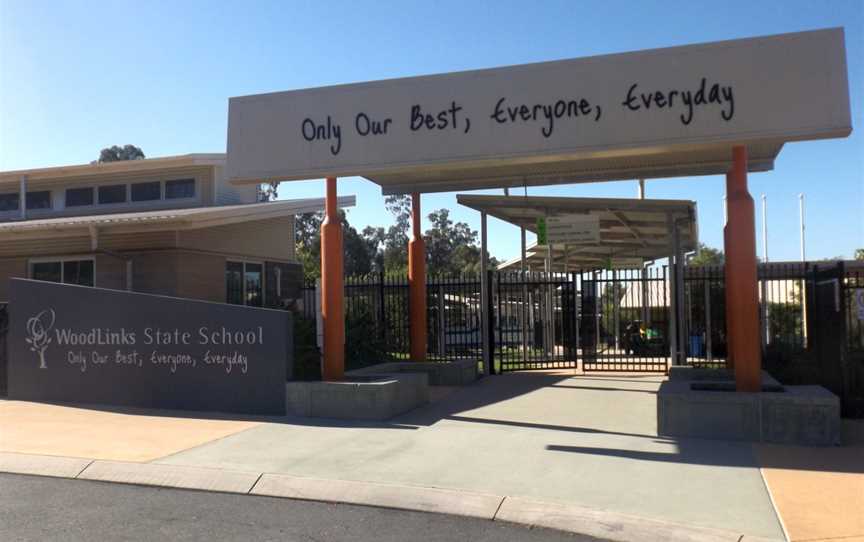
[227,29,851,194]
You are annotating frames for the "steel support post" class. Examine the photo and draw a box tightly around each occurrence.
[521,227,528,365]
[705,279,713,362]
[480,212,491,375]
[668,213,679,367]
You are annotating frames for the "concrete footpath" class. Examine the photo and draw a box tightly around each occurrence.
[2,372,861,542]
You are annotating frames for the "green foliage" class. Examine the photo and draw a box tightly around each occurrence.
[767,301,803,347]
[344,300,391,370]
[856,248,864,261]
[295,210,380,280]
[291,314,321,381]
[98,144,145,162]
[295,196,498,279]
[599,282,627,338]
[690,244,724,265]
[425,208,499,274]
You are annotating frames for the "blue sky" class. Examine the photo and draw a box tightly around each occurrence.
[1,0,861,262]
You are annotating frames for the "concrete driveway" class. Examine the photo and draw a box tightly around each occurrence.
[153,371,785,539]
[6,371,860,540]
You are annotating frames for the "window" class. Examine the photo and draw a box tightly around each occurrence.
[226,262,244,305]
[244,263,263,307]
[0,193,19,212]
[66,187,94,207]
[131,181,161,202]
[226,261,263,307]
[26,191,52,210]
[31,262,61,283]
[98,184,127,204]
[31,258,94,287]
[63,260,95,286]
[165,178,195,199]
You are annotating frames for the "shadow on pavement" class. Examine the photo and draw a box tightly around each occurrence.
[445,414,662,439]
[547,439,864,474]
[548,384,657,394]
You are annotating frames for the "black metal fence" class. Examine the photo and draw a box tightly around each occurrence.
[495,271,578,372]
[301,274,485,369]
[580,267,671,372]
[298,262,863,415]
[842,263,864,416]
[682,262,812,367]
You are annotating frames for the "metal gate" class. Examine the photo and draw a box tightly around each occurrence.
[811,263,850,410]
[580,268,670,372]
[495,272,578,372]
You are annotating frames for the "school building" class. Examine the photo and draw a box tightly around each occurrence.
[0,154,351,307]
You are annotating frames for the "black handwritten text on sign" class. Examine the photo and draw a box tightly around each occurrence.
[298,78,735,156]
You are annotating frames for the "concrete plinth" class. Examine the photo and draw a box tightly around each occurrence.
[347,359,479,386]
[658,371,840,446]
[285,374,429,421]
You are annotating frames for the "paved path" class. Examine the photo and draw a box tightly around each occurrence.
[5,372,860,540]
[154,372,785,539]
[0,400,259,461]
[0,473,596,542]
[757,444,864,542]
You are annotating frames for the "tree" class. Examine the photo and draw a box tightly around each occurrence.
[97,144,145,162]
[295,210,379,279]
[856,249,864,261]
[294,195,501,279]
[424,209,498,274]
[381,195,411,273]
[295,212,323,280]
[690,243,724,265]
[259,181,280,202]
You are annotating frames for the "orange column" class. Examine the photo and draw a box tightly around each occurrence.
[725,146,761,392]
[321,177,344,381]
[408,192,427,361]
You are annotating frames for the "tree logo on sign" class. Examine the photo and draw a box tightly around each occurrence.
[25,309,55,369]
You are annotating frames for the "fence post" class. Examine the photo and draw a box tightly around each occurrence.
[315,278,323,352]
[705,273,713,363]
[487,270,496,374]
[378,272,386,346]
[438,281,446,357]
[613,269,620,352]
[480,212,491,375]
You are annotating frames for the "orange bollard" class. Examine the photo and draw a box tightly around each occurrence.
[320,177,344,381]
[725,146,761,392]
[408,192,428,361]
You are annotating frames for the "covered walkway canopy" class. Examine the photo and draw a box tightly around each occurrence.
[456,195,697,271]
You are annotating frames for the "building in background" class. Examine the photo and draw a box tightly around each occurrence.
[0,154,351,308]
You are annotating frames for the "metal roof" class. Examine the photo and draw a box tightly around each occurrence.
[0,154,227,185]
[0,196,355,239]
[455,194,697,271]
[368,142,784,195]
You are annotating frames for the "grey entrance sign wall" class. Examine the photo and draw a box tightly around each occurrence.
[6,279,291,415]
[226,28,850,194]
